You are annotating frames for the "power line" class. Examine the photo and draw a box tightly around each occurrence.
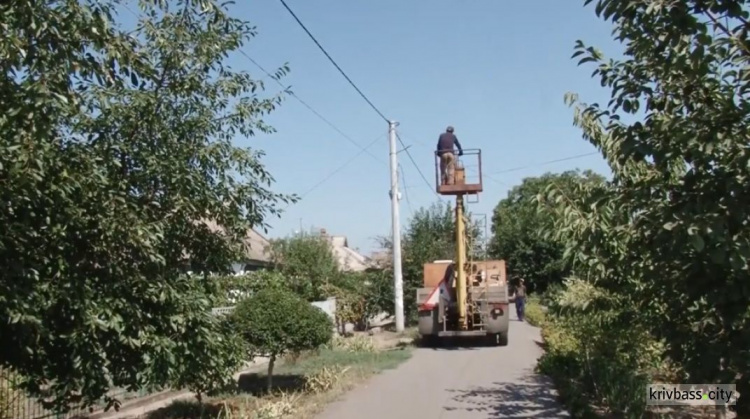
[398,163,414,216]
[483,173,510,186]
[395,133,440,199]
[122,1,385,167]
[277,0,389,123]
[282,133,385,210]
[276,0,440,220]
[235,50,387,167]
[489,152,599,175]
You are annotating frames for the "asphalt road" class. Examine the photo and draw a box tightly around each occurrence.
[317,304,570,419]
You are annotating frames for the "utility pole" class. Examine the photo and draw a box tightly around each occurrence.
[388,120,404,332]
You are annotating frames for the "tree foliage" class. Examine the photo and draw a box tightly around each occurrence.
[268,232,340,301]
[212,270,289,306]
[536,278,669,418]
[1,0,293,411]
[230,287,333,391]
[322,269,394,333]
[489,170,605,293]
[539,0,750,413]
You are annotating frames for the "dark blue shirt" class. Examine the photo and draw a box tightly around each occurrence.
[436,132,463,156]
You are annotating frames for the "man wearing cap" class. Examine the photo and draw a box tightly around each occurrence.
[512,278,527,322]
[436,126,463,185]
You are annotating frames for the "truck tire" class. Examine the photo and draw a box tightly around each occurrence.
[420,334,439,348]
[489,332,508,347]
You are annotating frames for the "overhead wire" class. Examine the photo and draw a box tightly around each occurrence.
[234,51,387,167]
[278,0,389,123]
[282,133,386,211]
[395,133,441,199]
[398,163,414,216]
[277,0,439,202]
[125,0,386,168]
[489,152,599,175]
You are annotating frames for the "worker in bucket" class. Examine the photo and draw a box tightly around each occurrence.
[436,126,463,185]
[512,278,527,321]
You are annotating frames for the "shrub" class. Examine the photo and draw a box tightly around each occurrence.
[213,270,288,306]
[323,270,393,334]
[267,232,340,301]
[536,278,665,418]
[230,287,334,391]
[539,282,564,307]
[523,296,546,327]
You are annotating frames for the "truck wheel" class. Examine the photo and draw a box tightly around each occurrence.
[497,332,508,347]
[421,335,439,348]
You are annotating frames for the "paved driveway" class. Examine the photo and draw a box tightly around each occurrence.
[317,304,570,418]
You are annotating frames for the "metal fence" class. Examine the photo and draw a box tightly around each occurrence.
[0,367,159,419]
[0,367,89,419]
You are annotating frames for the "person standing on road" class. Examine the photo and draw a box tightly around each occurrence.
[513,278,527,321]
[436,126,463,185]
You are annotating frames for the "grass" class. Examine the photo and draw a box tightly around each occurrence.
[146,336,413,419]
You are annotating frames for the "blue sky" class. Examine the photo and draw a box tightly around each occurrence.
[224,0,625,254]
[129,1,625,254]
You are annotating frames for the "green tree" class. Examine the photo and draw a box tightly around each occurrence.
[268,232,340,301]
[212,270,289,306]
[361,268,395,320]
[489,170,605,293]
[541,0,750,414]
[0,0,293,411]
[230,287,333,391]
[321,269,394,333]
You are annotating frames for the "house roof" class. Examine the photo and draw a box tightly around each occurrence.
[201,219,271,262]
[368,250,391,269]
[317,230,371,272]
[330,239,370,272]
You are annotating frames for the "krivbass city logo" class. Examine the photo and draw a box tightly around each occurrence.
[646,384,738,406]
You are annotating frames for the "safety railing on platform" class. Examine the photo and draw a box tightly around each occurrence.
[433,148,483,191]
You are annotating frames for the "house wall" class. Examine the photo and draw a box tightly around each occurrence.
[310,297,337,322]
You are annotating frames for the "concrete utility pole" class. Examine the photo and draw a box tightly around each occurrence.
[388,120,405,332]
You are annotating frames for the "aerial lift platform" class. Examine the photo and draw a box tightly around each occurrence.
[416,149,510,346]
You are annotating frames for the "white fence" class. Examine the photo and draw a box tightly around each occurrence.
[212,297,337,323]
[310,297,336,321]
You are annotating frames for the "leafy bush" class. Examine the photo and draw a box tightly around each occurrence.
[230,287,334,391]
[268,232,340,301]
[523,296,546,327]
[322,270,393,334]
[539,282,564,308]
[168,315,246,401]
[361,269,395,317]
[536,279,665,418]
[212,270,288,306]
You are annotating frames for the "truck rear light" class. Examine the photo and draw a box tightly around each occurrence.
[491,303,507,317]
